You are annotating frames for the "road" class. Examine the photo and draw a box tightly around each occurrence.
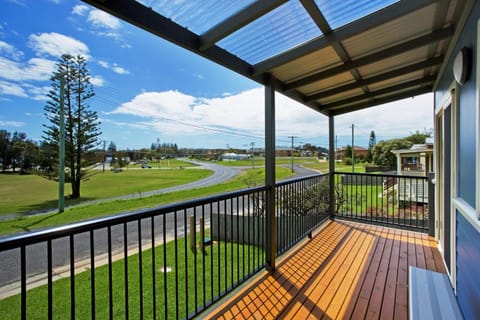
[0,161,319,292]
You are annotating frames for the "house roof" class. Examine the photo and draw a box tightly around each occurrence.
[82,0,471,116]
[392,143,434,155]
[336,146,368,151]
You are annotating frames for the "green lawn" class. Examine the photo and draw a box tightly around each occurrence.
[0,233,264,320]
[127,158,197,169]
[301,161,367,173]
[0,167,294,235]
[0,169,212,216]
[215,156,319,167]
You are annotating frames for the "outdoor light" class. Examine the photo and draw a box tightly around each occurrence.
[453,46,472,85]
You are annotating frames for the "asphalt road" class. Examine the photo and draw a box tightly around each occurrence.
[0,161,319,290]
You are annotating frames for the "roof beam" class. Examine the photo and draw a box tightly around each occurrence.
[321,76,436,110]
[284,25,454,91]
[331,87,432,115]
[198,0,287,51]
[306,56,443,102]
[81,0,254,80]
[300,0,331,33]
[300,0,370,95]
[252,0,437,75]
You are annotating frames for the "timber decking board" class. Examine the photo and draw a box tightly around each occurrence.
[205,220,445,320]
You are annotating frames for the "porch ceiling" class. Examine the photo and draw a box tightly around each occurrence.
[82,0,467,116]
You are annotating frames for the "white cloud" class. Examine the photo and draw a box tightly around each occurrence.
[0,57,56,82]
[90,75,105,87]
[25,84,51,101]
[108,88,434,146]
[98,60,130,75]
[336,93,434,141]
[87,9,121,30]
[72,5,89,16]
[112,65,129,75]
[100,118,149,130]
[0,40,24,61]
[6,0,26,6]
[0,81,27,97]
[28,32,90,58]
[0,120,26,127]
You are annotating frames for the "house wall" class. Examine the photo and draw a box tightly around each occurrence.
[434,2,480,319]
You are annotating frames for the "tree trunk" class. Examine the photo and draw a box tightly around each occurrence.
[72,177,80,198]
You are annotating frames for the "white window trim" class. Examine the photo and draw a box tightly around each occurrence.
[477,18,480,216]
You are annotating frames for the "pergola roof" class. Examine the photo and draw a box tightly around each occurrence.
[82,0,468,116]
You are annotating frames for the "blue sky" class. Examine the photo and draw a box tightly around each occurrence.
[0,0,433,150]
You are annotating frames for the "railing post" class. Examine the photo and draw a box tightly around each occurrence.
[427,172,435,236]
[328,115,336,219]
[265,78,276,272]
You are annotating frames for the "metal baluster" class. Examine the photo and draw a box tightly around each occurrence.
[70,234,75,320]
[89,231,95,320]
[137,220,143,320]
[123,223,129,320]
[48,240,53,320]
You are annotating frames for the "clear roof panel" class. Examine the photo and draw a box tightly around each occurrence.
[143,0,256,34]
[217,1,321,65]
[314,0,399,30]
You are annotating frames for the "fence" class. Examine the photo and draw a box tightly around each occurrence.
[0,174,328,319]
[334,172,430,232]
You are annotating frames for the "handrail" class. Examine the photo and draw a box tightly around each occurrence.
[0,185,269,250]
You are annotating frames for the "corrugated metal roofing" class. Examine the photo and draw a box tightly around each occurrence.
[82,0,470,116]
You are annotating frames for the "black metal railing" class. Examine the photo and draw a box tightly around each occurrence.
[275,174,329,256]
[0,187,269,320]
[0,174,329,320]
[334,172,430,232]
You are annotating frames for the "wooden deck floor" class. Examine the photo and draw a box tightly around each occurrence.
[205,220,445,320]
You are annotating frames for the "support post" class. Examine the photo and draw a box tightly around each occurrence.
[351,124,355,172]
[427,172,435,236]
[265,79,276,272]
[329,115,335,219]
[58,76,65,213]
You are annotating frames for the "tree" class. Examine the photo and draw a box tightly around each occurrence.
[43,54,102,198]
[405,130,431,144]
[0,130,11,172]
[366,130,376,163]
[372,138,412,167]
[10,131,27,172]
[344,145,353,158]
[107,141,117,153]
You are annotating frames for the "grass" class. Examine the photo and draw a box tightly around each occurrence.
[0,169,212,216]
[0,167,294,236]
[215,156,319,167]
[128,158,197,169]
[0,233,264,320]
[301,162,367,173]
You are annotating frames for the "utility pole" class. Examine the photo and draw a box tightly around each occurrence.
[288,136,298,173]
[351,124,355,173]
[335,135,338,161]
[58,75,65,213]
[102,140,106,173]
[250,142,255,169]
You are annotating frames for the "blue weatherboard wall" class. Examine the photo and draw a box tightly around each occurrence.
[456,213,480,319]
[434,2,480,319]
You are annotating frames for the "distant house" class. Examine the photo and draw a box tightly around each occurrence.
[391,143,434,177]
[221,152,251,161]
[384,143,434,205]
[335,146,368,161]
